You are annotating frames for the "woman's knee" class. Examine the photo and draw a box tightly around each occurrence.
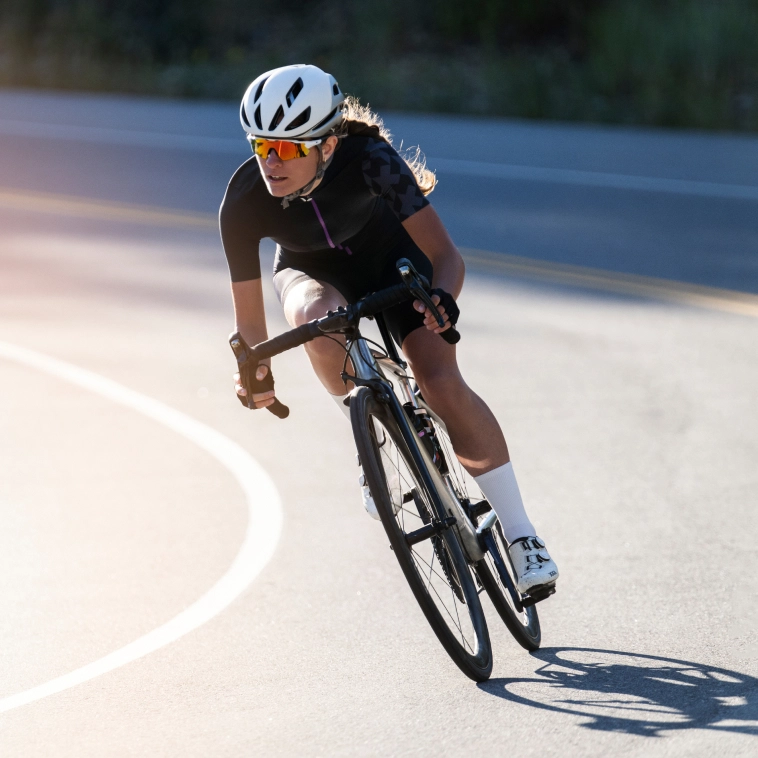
[281,281,347,366]
[284,280,346,328]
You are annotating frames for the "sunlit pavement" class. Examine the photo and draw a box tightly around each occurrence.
[0,92,756,756]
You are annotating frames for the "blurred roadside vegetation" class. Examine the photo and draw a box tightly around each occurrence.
[1,0,757,131]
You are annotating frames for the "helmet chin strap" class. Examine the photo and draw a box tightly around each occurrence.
[281,144,332,208]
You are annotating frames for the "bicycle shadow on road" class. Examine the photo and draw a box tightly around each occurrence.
[478,647,758,737]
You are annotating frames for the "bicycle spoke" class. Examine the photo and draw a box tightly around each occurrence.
[411,545,455,591]
[444,555,472,652]
[379,447,414,492]
[409,545,476,650]
[415,553,472,644]
[426,545,437,594]
[391,450,477,646]
[361,401,488,672]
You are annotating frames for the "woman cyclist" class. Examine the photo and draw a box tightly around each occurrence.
[220,64,559,595]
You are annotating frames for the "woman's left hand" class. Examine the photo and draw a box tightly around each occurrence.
[413,293,451,334]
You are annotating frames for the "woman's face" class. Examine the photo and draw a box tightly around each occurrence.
[256,136,338,197]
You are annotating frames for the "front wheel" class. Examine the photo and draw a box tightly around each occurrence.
[351,386,493,682]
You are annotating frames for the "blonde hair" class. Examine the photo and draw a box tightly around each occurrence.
[333,96,436,196]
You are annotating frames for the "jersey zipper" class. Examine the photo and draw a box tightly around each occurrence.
[310,199,353,255]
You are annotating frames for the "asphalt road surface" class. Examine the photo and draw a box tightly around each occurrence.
[0,90,756,757]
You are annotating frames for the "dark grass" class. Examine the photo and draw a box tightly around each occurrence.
[1,1,757,131]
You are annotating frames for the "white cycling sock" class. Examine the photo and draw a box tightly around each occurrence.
[330,391,351,421]
[474,462,536,544]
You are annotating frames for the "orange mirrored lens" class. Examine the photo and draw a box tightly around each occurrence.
[253,139,309,161]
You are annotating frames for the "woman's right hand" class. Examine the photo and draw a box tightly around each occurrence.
[234,359,275,409]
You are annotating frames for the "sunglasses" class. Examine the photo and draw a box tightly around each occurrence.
[250,137,322,161]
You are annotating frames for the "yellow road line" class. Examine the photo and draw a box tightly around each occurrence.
[0,187,217,230]
[2,186,756,318]
[462,248,758,318]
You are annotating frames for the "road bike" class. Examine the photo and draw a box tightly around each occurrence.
[231,259,553,681]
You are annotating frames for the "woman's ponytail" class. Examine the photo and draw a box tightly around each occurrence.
[334,95,436,196]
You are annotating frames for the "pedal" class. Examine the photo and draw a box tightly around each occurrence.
[521,584,556,608]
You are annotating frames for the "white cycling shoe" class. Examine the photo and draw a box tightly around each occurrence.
[507,536,559,594]
[358,455,403,520]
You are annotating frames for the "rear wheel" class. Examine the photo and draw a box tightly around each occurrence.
[351,386,492,682]
[476,524,541,650]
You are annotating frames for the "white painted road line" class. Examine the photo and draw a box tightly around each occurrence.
[0,341,283,714]
[2,118,757,201]
[0,187,218,229]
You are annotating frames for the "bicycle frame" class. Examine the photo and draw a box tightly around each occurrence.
[232,256,552,634]
[345,323,486,563]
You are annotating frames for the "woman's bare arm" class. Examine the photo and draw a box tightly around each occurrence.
[230,278,275,408]
[402,204,465,332]
[231,278,269,344]
[402,204,465,297]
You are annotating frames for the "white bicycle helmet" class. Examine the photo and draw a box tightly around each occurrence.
[240,64,345,140]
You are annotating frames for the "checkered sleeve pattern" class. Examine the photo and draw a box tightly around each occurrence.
[361,140,429,221]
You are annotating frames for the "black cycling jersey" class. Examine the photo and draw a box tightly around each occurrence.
[219,135,430,282]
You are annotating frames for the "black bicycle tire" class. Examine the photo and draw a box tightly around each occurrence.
[351,386,493,682]
[476,531,541,651]
[416,397,541,652]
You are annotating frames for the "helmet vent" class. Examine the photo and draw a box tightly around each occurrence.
[285,106,311,131]
[311,106,339,133]
[268,105,284,131]
[333,84,340,95]
[286,78,304,108]
[253,76,269,103]
[240,104,251,128]
[254,105,263,131]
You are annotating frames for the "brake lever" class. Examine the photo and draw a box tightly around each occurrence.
[230,332,252,366]
[396,259,443,328]
[396,258,461,345]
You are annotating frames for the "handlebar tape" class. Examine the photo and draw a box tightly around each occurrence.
[246,321,328,418]
[358,283,413,319]
[236,354,290,418]
[440,327,461,344]
[249,320,323,362]
[240,375,289,418]
[266,398,290,418]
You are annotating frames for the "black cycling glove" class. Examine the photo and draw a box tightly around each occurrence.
[430,288,460,326]
[230,331,290,419]
[237,360,289,418]
[237,361,274,408]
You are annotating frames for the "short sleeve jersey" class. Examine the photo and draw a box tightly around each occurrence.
[219,136,430,281]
